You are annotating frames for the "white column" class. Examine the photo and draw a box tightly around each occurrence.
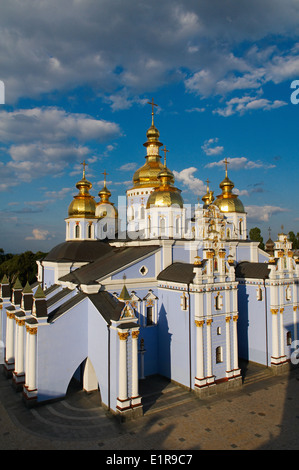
[27,326,37,391]
[131,330,142,409]
[232,315,239,372]
[5,312,15,366]
[271,308,280,364]
[195,320,205,387]
[117,331,131,411]
[14,319,25,375]
[226,316,231,374]
[280,308,285,360]
[206,318,214,383]
[25,327,30,387]
[131,331,139,398]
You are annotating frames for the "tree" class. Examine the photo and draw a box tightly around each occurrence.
[0,250,47,286]
[288,231,299,250]
[249,227,264,250]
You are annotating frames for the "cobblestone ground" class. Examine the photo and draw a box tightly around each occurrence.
[0,365,298,451]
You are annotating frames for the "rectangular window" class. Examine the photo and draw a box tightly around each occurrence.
[147,306,153,326]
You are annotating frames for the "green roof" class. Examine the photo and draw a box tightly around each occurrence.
[118,284,131,301]
[34,284,46,299]
[1,274,9,284]
[23,281,33,294]
[13,277,23,290]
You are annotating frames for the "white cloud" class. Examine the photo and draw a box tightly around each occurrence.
[173,167,206,195]
[201,138,224,156]
[246,205,289,222]
[0,107,121,184]
[205,156,275,171]
[118,162,137,172]
[213,95,287,116]
[25,229,50,240]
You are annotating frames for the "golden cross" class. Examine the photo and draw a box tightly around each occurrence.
[206,178,210,191]
[81,160,88,178]
[223,158,229,176]
[147,97,158,124]
[102,170,108,185]
[163,145,169,166]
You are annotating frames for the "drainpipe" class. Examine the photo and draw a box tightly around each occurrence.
[263,279,269,367]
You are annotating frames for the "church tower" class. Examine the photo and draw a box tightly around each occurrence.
[96,171,118,240]
[213,158,247,240]
[65,161,97,241]
[126,99,166,235]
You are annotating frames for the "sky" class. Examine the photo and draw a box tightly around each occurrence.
[0,0,299,253]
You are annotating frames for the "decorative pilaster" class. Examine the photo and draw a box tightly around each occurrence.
[194,320,205,388]
[4,311,15,376]
[271,308,280,365]
[232,315,240,376]
[12,318,26,388]
[117,331,131,412]
[225,316,232,378]
[206,318,214,385]
[23,325,38,402]
[131,330,142,410]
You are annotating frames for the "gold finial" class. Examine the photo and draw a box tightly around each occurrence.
[268,227,271,238]
[162,145,169,166]
[206,178,210,191]
[223,158,229,177]
[147,97,158,125]
[81,160,88,178]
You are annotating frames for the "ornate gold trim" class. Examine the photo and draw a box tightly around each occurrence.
[195,320,204,327]
[118,332,129,341]
[132,331,139,339]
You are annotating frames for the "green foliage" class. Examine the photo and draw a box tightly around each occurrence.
[0,250,47,287]
[288,231,299,250]
[249,227,264,250]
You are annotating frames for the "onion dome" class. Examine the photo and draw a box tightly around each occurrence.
[96,171,118,219]
[131,99,167,189]
[214,159,245,213]
[68,161,96,218]
[146,149,184,209]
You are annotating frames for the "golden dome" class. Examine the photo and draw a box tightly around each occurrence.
[131,100,167,189]
[68,162,96,218]
[96,171,118,219]
[202,179,215,206]
[214,159,245,213]
[146,154,184,209]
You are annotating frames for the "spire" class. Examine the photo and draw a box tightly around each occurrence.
[34,284,45,299]
[118,275,131,301]
[13,277,23,290]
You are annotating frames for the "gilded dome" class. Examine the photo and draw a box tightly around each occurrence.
[68,163,96,218]
[214,163,245,213]
[96,177,118,219]
[131,112,165,189]
[146,162,184,209]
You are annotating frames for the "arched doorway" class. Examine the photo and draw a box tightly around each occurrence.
[66,357,101,403]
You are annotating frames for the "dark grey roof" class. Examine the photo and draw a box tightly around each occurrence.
[47,292,86,322]
[59,245,159,284]
[87,291,125,324]
[235,261,270,279]
[44,240,113,263]
[47,290,127,325]
[46,288,72,307]
[157,262,196,284]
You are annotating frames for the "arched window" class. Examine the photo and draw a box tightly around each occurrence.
[287,331,292,346]
[175,217,180,236]
[88,223,92,239]
[239,220,242,236]
[216,346,223,363]
[160,217,166,236]
[140,206,145,220]
[226,228,231,239]
[75,223,80,239]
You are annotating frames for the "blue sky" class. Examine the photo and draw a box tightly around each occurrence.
[0,0,299,253]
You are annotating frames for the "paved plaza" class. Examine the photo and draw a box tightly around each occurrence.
[0,363,299,451]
